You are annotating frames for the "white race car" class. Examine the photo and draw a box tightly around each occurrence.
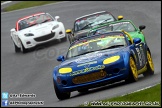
[10,12,66,53]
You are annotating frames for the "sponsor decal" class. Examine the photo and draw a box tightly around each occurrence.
[70,65,105,76]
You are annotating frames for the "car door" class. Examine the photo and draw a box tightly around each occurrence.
[133,42,147,70]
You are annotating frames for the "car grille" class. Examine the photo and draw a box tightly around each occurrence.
[72,70,107,84]
[34,32,55,42]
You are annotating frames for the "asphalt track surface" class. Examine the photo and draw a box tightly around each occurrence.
[1,1,161,107]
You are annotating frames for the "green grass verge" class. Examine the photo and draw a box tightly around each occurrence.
[79,83,161,107]
[4,1,61,12]
[1,1,6,3]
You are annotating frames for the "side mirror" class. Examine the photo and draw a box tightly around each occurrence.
[55,16,60,20]
[57,55,64,62]
[118,15,124,20]
[133,38,141,44]
[10,28,16,32]
[139,25,146,31]
[66,29,72,34]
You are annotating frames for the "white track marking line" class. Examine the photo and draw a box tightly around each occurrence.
[121,82,161,96]
[1,1,12,5]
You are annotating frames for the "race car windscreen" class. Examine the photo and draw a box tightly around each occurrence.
[66,32,127,59]
[74,12,115,32]
[18,13,54,30]
[89,21,136,36]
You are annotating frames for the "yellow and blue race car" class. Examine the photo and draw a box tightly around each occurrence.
[52,30,154,100]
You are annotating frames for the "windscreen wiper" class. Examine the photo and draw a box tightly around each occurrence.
[98,18,112,25]
[80,22,94,30]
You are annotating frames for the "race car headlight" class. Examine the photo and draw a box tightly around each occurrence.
[103,56,120,64]
[52,24,59,30]
[24,33,34,36]
[59,67,72,74]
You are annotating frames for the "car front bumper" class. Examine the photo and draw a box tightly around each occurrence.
[22,28,65,49]
[54,68,129,93]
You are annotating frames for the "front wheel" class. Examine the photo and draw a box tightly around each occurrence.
[143,51,154,77]
[13,42,21,53]
[19,39,28,53]
[125,56,138,83]
[53,79,70,100]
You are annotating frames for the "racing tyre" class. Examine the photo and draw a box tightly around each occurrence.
[125,56,138,83]
[13,42,21,53]
[53,79,70,100]
[143,51,154,77]
[78,89,88,93]
[19,39,28,53]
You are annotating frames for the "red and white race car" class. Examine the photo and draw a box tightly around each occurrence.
[10,12,66,53]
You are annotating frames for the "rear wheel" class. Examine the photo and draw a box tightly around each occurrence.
[53,79,70,100]
[143,51,154,77]
[125,56,138,83]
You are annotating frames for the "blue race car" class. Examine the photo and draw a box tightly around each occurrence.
[53,30,154,100]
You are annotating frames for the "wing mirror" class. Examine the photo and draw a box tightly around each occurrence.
[139,25,146,32]
[118,15,124,20]
[66,29,72,34]
[57,55,65,62]
[55,16,60,21]
[133,38,141,44]
[10,28,16,32]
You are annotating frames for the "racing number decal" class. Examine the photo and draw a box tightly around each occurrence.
[135,45,145,67]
